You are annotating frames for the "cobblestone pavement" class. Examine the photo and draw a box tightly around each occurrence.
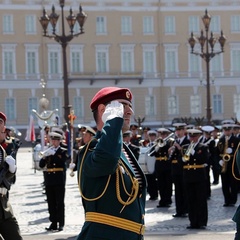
[9,148,238,238]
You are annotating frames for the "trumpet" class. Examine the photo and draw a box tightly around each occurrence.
[183,141,194,161]
[38,147,55,158]
[147,133,175,156]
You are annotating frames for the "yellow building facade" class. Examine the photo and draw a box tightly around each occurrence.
[0,0,240,131]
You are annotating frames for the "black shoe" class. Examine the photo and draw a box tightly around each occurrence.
[45,223,57,231]
[172,213,181,218]
[212,181,219,185]
[157,204,171,208]
[173,213,188,218]
[223,203,234,207]
[149,197,158,201]
[58,226,64,231]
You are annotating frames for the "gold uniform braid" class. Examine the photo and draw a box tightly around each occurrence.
[78,139,139,212]
[232,142,240,180]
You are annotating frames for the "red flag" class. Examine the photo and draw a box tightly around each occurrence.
[25,115,36,142]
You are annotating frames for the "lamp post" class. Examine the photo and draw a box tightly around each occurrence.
[188,9,226,124]
[39,0,87,125]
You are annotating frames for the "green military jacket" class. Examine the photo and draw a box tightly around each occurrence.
[77,117,147,240]
[233,143,240,223]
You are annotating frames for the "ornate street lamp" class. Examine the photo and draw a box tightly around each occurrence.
[188,9,226,124]
[39,0,87,125]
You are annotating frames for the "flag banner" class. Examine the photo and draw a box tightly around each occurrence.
[25,115,36,142]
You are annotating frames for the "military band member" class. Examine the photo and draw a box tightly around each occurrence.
[0,112,23,239]
[169,123,189,218]
[130,124,142,146]
[140,126,150,147]
[70,126,96,172]
[182,129,208,229]
[39,129,69,232]
[211,126,221,185]
[123,130,140,160]
[149,128,173,208]
[201,125,215,199]
[76,87,146,240]
[217,124,240,207]
[146,130,158,200]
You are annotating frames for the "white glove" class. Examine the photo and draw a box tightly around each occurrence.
[226,148,232,154]
[69,163,76,170]
[5,155,17,173]
[219,160,224,167]
[102,101,124,123]
[155,145,160,152]
[190,149,195,155]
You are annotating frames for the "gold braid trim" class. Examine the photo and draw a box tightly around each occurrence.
[116,160,139,213]
[232,142,240,181]
[78,138,112,201]
[78,141,139,211]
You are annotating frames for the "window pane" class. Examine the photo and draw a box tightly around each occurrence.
[5,98,15,120]
[213,94,222,114]
[145,96,155,116]
[143,16,153,34]
[73,97,83,118]
[168,95,178,115]
[190,95,201,114]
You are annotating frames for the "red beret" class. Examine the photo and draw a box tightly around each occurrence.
[90,87,132,111]
[0,112,7,124]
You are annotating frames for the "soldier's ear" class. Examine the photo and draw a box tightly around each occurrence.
[98,104,105,115]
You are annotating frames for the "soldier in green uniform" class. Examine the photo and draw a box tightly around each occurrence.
[232,142,240,240]
[0,112,23,240]
[76,87,147,240]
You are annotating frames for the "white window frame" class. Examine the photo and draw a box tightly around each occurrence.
[168,95,178,115]
[47,44,61,79]
[3,14,14,34]
[188,16,200,34]
[96,16,107,35]
[25,15,36,35]
[145,95,155,116]
[231,15,240,33]
[234,94,240,114]
[210,15,220,33]
[1,44,17,79]
[25,44,40,78]
[212,94,223,114]
[120,44,135,73]
[73,96,84,118]
[230,43,240,75]
[5,97,16,121]
[190,95,201,114]
[142,44,157,77]
[121,16,132,35]
[164,44,179,77]
[70,44,84,74]
[143,16,154,35]
[164,16,175,35]
[95,44,110,73]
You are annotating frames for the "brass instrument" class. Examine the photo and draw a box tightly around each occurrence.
[147,133,174,156]
[221,137,230,173]
[38,147,55,158]
[183,141,194,161]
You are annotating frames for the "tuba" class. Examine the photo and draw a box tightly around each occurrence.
[183,141,194,161]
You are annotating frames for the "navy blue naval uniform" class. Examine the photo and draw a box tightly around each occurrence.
[77,117,147,240]
[39,146,68,229]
